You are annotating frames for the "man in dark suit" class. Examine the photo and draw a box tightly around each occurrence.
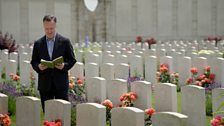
[31,15,76,112]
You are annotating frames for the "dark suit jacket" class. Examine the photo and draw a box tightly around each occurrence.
[31,33,76,92]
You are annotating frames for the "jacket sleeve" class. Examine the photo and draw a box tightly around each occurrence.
[62,39,76,71]
[30,41,41,74]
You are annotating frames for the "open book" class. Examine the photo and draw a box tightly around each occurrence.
[40,56,64,68]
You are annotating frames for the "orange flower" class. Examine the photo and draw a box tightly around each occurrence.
[145,108,156,116]
[120,94,125,101]
[130,92,137,101]
[0,114,11,126]
[174,73,179,77]
[102,99,113,109]
[13,75,20,81]
[76,79,83,85]
[69,83,74,89]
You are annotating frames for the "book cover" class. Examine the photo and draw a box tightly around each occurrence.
[40,56,64,68]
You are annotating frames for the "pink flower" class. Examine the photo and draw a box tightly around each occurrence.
[186,78,193,84]
[204,66,211,72]
[102,99,113,109]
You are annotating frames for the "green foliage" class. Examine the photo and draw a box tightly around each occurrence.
[206,93,213,116]
[8,96,16,116]
[71,108,76,126]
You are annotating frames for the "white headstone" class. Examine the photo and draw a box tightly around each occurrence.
[77,103,106,126]
[108,79,127,106]
[16,96,41,126]
[76,50,84,62]
[145,56,157,84]
[210,58,224,85]
[192,57,207,75]
[156,49,166,63]
[178,57,191,86]
[160,56,174,73]
[114,63,129,80]
[1,50,8,71]
[115,54,128,65]
[152,112,188,126]
[154,83,177,112]
[6,59,17,79]
[131,81,152,110]
[171,52,184,73]
[85,62,99,80]
[20,60,31,87]
[111,107,144,126]
[103,54,115,64]
[181,85,206,126]
[45,99,71,126]
[100,63,114,80]
[9,52,18,61]
[70,62,84,80]
[85,53,100,65]
[86,77,106,103]
[130,55,143,77]
[0,93,8,114]
[19,52,30,63]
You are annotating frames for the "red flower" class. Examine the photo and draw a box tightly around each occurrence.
[145,108,156,116]
[210,116,223,126]
[190,68,198,75]
[136,36,142,43]
[44,119,61,126]
[209,73,215,80]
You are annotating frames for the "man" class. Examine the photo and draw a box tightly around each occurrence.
[31,15,76,112]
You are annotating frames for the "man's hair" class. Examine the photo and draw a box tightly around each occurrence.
[43,15,57,23]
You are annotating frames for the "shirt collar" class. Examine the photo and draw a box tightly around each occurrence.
[46,34,56,42]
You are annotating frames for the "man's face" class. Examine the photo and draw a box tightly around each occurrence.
[43,21,56,39]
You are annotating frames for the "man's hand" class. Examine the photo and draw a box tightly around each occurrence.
[55,63,64,70]
[38,64,48,71]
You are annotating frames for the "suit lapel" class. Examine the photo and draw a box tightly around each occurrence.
[41,36,51,60]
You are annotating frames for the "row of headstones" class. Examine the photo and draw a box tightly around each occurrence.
[0,50,37,89]
[0,93,188,126]
[1,50,224,96]
[0,93,70,126]
[1,42,223,87]
[98,40,224,54]
[70,53,224,87]
[82,77,224,126]
[77,103,188,126]
[1,85,224,126]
